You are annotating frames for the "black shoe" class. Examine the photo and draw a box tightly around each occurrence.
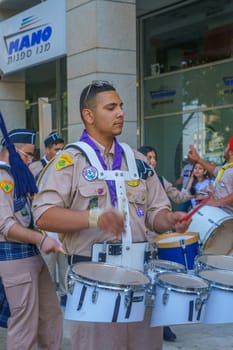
[163,326,176,342]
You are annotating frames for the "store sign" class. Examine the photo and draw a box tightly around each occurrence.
[0,0,66,74]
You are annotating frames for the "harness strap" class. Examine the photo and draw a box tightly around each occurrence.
[66,141,139,267]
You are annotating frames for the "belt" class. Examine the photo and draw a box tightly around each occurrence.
[68,254,91,265]
[0,242,40,261]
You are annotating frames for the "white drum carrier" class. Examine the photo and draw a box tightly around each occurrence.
[65,262,150,323]
[69,141,151,271]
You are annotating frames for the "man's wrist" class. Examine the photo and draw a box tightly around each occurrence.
[88,208,104,228]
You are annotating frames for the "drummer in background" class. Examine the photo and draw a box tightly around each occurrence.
[138,146,193,208]
[32,80,191,350]
[29,131,64,179]
[188,136,233,214]
[30,131,68,307]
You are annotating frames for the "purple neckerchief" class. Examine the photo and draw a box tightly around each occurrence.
[80,130,123,207]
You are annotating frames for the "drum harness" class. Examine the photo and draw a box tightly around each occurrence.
[67,141,151,270]
[66,141,151,320]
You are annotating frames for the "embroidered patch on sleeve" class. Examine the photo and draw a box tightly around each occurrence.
[55,153,74,170]
[0,180,13,193]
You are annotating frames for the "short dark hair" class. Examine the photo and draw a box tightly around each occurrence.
[44,132,64,148]
[138,145,157,160]
[79,80,116,117]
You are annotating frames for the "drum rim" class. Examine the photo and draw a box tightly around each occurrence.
[148,259,186,272]
[198,270,233,291]
[156,272,209,294]
[151,232,199,248]
[69,261,150,291]
[195,254,233,271]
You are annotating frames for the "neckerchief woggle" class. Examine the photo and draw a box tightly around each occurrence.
[80,130,123,207]
[215,162,233,184]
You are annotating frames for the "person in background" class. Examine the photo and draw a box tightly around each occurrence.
[186,162,214,208]
[30,131,68,307]
[32,80,190,350]
[138,146,192,207]
[0,117,63,349]
[29,131,64,178]
[173,159,196,212]
[138,145,192,342]
[188,137,233,214]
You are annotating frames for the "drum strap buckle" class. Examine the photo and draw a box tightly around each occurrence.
[108,244,122,256]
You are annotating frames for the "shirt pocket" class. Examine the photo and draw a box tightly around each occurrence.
[79,182,107,209]
[126,185,147,216]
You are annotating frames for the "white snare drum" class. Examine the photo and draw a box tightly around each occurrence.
[65,261,150,323]
[194,254,233,273]
[188,205,233,254]
[198,269,233,324]
[150,272,209,327]
[146,259,186,282]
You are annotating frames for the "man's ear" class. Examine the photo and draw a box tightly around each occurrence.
[82,108,94,125]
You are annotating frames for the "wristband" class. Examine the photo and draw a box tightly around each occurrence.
[89,208,103,228]
[39,233,48,250]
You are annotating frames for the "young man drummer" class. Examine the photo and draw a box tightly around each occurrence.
[32,80,190,350]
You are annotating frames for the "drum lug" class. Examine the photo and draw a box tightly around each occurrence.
[162,288,169,305]
[92,286,99,304]
[66,276,75,295]
[195,297,202,312]
[145,277,156,307]
[152,243,158,259]
[124,289,133,309]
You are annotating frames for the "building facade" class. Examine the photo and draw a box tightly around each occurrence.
[0,0,233,183]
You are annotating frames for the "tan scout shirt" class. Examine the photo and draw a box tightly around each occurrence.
[32,141,171,257]
[0,163,33,242]
[214,165,233,214]
[163,177,192,204]
[29,159,45,177]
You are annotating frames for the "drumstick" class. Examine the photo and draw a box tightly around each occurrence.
[179,197,210,222]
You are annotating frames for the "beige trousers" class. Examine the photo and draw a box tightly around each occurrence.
[0,254,63,350]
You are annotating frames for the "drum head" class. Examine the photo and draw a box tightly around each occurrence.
[203,221,233,254]
[149,259,185,272]
[198,269,233,290]
[71,262,150,287]
[197,254,233,271]
[157,272,208,292]
[152,232,199,248]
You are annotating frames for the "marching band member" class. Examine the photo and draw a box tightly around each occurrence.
[32,81,190,350]
[0,115,63,349]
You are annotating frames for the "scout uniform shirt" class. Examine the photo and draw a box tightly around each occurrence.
[0,161,33,241]
[214,164,233,214]
[32,140,171,257]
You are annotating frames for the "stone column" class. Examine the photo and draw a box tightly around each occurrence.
[0,10,26,130]
[66,0,137,147]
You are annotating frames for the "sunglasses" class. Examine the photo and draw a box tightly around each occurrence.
[84,80,112,104]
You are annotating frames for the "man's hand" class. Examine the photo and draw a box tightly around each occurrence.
[188,145,200,163]
[98,208,125,238]
[40,235,65,254]
[171,211,192,232]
